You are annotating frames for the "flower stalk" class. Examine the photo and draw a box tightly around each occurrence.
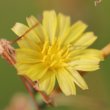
[20,76,40,110]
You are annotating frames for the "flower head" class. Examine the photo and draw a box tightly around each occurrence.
[12,10,103,96]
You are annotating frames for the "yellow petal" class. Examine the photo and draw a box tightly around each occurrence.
[68,49,102,71]
[38,70,55,94]
[16,63,48,81]
[56,68,76,96]
[67,67,88,90]
[64,21,88,44]
[26,63,48,81]
[69,49,84,58]
[27,64,48,81]
[75,65,100,71]
[16,48,42,64]
[16,48,41,57]
[69,49,103,61]
[12,23,41,49]
[42,10,57,43]
[57,13,70,44]
[26,16,45,42]
[69,59,100,66]
[73,32,97,49]
[69,59,100,71]
[83,49,104,60]
[12,23,28,36]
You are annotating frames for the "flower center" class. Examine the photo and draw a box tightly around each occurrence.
[41,41,71,69]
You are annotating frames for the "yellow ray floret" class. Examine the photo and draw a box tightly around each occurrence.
[12,10,104,96]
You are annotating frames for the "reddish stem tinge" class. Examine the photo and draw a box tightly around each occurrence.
[0,39,40,110]
[20,76,40,110]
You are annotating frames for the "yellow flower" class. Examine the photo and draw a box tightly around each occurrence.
[12,10,103,96]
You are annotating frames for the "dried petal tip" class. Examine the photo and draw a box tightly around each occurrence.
[102,44,110,57]
[0,45,4,54]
